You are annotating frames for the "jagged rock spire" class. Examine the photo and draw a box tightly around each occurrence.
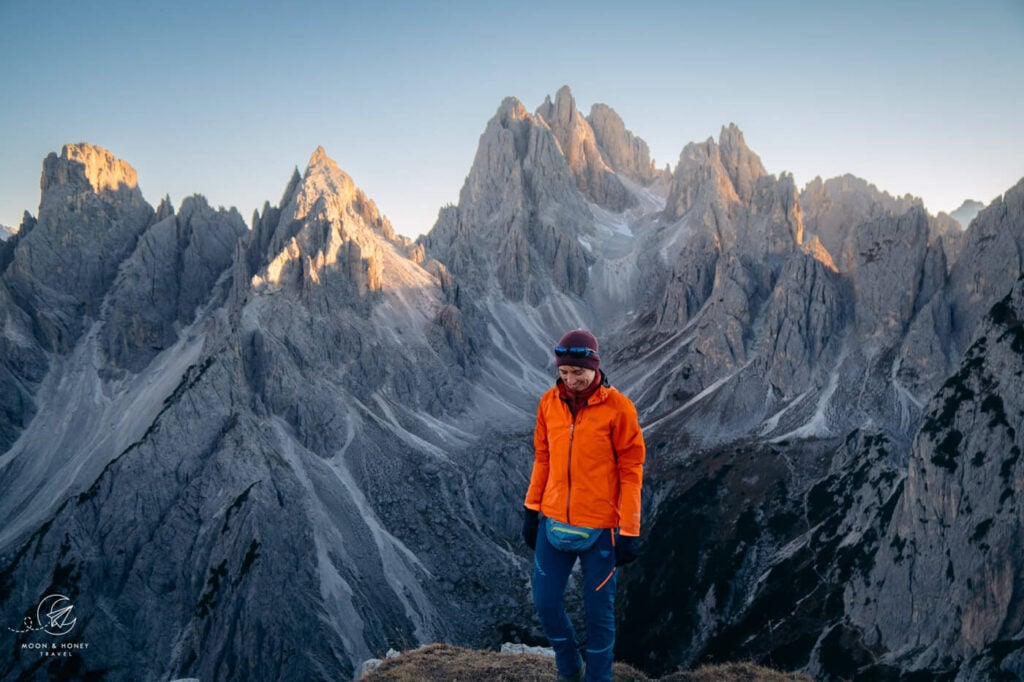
[587,102,664,184]
[423,95,594,304]
[535,85,636,211]
[5,143,153,352]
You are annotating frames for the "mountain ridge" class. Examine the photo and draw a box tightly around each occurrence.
[1,87,1023,681]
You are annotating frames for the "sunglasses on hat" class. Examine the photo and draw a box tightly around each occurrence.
[554,346,599,359]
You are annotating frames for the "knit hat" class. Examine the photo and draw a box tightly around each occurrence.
[555,329,601,372]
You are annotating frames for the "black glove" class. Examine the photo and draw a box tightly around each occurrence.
[615,534,640,566]
[522,508,540,549]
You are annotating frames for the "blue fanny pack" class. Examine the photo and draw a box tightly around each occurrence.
[545,518,602,552]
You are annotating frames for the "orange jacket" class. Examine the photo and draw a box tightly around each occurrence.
[524,379,646,536]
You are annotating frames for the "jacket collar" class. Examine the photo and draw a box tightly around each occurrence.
[556,371,610,406]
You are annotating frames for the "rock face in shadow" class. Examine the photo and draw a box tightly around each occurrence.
[842,274,1024,675]
[7,144,154,352]
[102,195,247,372]
[0,144,155,450]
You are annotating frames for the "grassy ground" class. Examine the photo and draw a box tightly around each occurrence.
[360,643,815,681]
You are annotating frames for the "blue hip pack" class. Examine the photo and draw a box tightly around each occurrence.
[545,518,602,552]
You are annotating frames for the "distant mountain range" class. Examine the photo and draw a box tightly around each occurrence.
[1,86,1022,681]
[949,198,986,228]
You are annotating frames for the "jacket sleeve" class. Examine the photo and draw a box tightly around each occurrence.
[614,396,646,536]
[524,397,550,511]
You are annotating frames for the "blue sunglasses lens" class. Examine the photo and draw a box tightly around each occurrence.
[554,346,598,359]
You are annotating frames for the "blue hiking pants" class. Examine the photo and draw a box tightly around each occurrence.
[532,519,618,682]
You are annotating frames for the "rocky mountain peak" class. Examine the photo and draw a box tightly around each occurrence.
[946,178,1024,354]
[949,198,984,228]
[662,136,737,222]
[535,85,635,211]
[717,123,766,203]
[661,122,769,224]
[423,93,595,305]
[587,103,665,185]
[247,147,424,311]
[4,143,154,353]
[296,146,394,241]
[298,146,357,208]
[799,174,921,271]
[102,194,246,371]
[538,85,577,130]
[153,194,175,223]
[660,125,796,259]
[41,143,145,205]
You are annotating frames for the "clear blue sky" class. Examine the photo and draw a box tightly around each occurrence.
[2,0,1022,239]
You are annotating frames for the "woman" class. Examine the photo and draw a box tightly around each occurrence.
[522,329,646,682]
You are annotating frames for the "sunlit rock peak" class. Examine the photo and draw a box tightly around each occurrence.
[801,234,838,272]
[535,85,636,211]
[662,123,770,222]
[42,142,143,200]
[249,146,432,305]
[587,102,666,185]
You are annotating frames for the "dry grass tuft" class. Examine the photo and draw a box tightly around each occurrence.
[359,643,813,681]
[659,661,814,681]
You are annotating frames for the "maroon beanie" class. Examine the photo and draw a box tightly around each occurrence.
[555,329,601,371]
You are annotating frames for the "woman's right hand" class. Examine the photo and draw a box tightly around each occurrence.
[522,508,540,549]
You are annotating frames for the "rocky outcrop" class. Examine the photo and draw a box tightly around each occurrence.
[844,274,1024,676]
[663,124,766,218]
[3,143,153,352]
[663,134,741,224]
[718,123,766,205]
[800,174,920,272]
[846,206,931,341]
[661,125,798,257]
[0,144,154,450]
[535,85,636,211]
[247,147,396,306]
[756,244,845,397]
[740,172,804,257]
[240,146,476,414]
[587,103,666,185]
[102,196,246,371]
[422,96,594,305]
[945,178,1024,355]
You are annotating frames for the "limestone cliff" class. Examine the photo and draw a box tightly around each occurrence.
[535,85,636,212]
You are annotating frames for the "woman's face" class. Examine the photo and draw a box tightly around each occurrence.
[558,365,596,393]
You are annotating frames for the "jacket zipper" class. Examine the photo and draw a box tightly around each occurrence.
[563,383,599,525]
[566,409,583,524]
[567,420,575,523]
